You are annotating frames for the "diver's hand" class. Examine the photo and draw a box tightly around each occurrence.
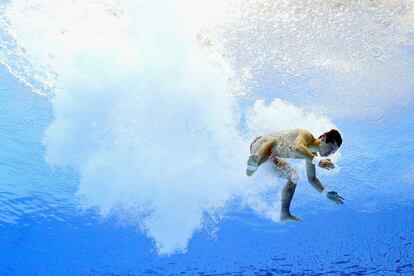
[318,159,335,170]
[326,190,344,204]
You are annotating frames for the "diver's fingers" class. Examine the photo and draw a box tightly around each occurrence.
[338,195,345,200]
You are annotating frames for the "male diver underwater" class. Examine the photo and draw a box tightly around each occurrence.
[247,128,345,222]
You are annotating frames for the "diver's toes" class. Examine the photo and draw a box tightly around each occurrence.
[247,155,259,166]
[246,169,255,176]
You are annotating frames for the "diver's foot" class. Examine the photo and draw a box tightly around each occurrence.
[246,155,260,176]
[280,213,302,222]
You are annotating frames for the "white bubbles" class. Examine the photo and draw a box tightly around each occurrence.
[69,51,247,254]
[246,99,335,137]
[0,0,248,254]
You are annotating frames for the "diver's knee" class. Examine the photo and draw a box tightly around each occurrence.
[287,173,299,185]
[283,181,297,193]
[287,180,298,187]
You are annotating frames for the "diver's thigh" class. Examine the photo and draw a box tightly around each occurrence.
[272,157,299,184]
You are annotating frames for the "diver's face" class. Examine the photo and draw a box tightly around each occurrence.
[319,134,339,157]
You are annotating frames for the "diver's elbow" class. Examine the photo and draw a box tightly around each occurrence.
[295,148,304,157]
[307,176,316,184]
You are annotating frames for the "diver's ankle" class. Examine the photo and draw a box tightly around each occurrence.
[280,212,301,221]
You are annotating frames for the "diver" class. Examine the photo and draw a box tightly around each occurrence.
[247,128,345,221]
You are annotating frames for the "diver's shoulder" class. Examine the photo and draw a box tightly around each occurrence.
[297,129,316,140]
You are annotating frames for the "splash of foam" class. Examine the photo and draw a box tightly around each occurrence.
[246,99,335,136]
[0,0,248,254]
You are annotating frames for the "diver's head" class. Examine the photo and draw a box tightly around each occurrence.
[318,129,342,157]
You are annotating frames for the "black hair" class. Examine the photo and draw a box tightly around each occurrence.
[319,129,342,147]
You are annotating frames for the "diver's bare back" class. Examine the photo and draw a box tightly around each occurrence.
[258,128,313,159]
[263,128,307,159]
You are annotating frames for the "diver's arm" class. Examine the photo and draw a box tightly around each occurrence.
[305,158,325,193]
[294,133,317,161]
[306,159,345,204]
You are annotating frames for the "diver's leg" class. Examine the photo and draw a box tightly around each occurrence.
[246,138,275,176]
[254,138,275,164]
[280,181,301,221]
[272,157,301,221]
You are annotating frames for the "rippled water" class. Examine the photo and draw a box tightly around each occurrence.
[1,0,414,274]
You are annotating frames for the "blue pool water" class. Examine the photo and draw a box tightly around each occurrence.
[1,1,414,275]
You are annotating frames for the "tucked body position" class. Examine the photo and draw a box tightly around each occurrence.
[247,128,345,222]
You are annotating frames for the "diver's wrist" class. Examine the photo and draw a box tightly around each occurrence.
[311,156,322,165]
[321,188,330,196]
